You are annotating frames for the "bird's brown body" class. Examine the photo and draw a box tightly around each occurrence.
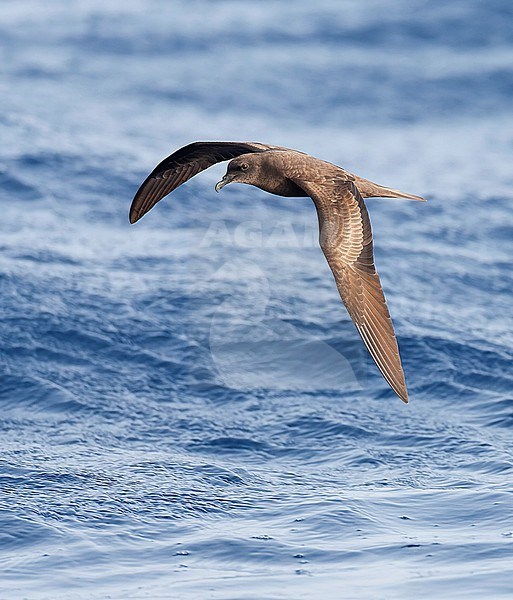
[130,142,425,403]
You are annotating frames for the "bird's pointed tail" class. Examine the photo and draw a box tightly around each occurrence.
[355,176,425,201]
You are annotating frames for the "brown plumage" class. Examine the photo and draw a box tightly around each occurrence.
[130,142,425,403]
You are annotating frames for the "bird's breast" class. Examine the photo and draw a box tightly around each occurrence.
[255,177,308,198]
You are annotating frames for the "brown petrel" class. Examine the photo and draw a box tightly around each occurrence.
[130,142,425,403]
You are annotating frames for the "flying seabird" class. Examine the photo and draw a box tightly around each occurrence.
[129,142,425,403]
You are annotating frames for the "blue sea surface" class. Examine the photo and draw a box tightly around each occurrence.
[1,1,513,598]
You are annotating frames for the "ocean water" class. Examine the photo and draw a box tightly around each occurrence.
[1,1,513,598]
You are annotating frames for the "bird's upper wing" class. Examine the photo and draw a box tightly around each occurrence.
[129,141,285,223]
[289,174,408,402]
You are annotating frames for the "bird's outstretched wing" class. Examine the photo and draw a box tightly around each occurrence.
[129,141,283,223]
[290,176,408,402]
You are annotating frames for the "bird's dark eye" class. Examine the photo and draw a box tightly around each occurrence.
[240,163,249,171]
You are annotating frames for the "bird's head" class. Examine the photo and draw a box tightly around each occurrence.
[215,154,264,192]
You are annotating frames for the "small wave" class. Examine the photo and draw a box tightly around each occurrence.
[0,169,43,201]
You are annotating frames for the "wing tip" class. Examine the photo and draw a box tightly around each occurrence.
[384,373,409,404]
[398,389,409,404]
[129,209,140,224]
[390,376,409,404]
[387,372,409,404]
